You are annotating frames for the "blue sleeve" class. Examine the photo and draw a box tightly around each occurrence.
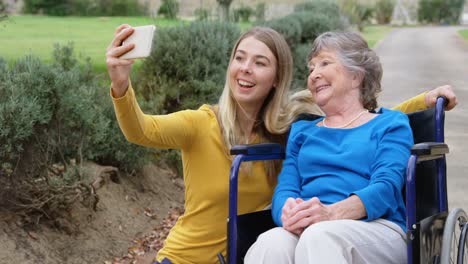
[353,113,413,221]
[271,123,303,226]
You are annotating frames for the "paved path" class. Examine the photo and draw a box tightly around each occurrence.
[375,26,468,209]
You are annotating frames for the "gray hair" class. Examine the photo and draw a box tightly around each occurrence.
[309,31,382,110]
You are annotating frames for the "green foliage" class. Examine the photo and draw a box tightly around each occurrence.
[292,44,312,90]
[294,0,341,17]
[233,5,254,22]
[0,43,149,176]
[158,0,180,19]
[0,1,8,14]
[375,0,396,24]
[339,0,374,31]
[22,0,145,16]
[261,15,303,48]
[255,2,266,22]
[194,7,210,21]
[418,0,464,24]
[217,0,234,21]
[137,21,240,113]
[261,6,344,89]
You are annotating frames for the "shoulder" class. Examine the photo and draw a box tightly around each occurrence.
[377,108,410,124]
[374,108,412,139]
[167,104,218,129]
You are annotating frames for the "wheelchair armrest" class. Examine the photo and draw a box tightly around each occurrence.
[230,143,285,156]
[411,142,449,162]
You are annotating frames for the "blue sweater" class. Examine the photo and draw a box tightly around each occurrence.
[272,108,413,231]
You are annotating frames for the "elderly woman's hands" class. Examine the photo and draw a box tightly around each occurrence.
[106,24,136,98]
[281,197,335,235]
[425,85,458,110]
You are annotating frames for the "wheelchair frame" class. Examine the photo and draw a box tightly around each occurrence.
[223,97,468,264]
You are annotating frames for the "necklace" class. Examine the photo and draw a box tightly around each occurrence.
[322,110,369,128]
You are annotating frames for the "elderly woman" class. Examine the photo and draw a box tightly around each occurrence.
[245,31,412,264]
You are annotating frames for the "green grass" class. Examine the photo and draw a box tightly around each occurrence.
[0,16,393,73]
[361,25,393,48]
[0,15,186,72]
[458,29,468,40]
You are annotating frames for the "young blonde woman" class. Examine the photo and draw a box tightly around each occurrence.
[106,24,457,264]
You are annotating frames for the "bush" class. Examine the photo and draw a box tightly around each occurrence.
[294,0,341,17]
[260,4,344,89]
[1,44,149,174]
[255,2,266,22]
[194,7,210,21]
[292,43,312,90]
[339,0,374,31]
[261,15,303,48]
[0,43,151,224]
[233,5,254,22]
[418,0,464,24]
[375,0,396,24]
[22,0,145,16]
[158,0,179,19]
[137,21,240,112]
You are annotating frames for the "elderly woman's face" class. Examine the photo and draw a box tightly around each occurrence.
[307,49,360,108]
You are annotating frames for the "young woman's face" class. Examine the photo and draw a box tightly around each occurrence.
[228,36,278,108]
[307,49,359,108]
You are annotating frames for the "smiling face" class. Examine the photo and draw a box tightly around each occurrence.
[307,49,362,110]
[228,36,278,109]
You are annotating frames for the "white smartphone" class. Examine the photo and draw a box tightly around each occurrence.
[120,25,156,60]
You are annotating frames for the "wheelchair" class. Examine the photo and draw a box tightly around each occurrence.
[220,97,468,264]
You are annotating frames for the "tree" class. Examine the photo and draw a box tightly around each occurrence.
[217,0,233,21]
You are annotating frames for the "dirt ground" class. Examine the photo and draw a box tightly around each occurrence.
[0,162,184,264]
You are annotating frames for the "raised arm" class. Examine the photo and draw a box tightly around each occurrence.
[392,85,457,113]
[106,24,136,98]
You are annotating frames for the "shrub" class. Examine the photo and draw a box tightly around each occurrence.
[194,7,210,21]
[158,0,179,19]
[375,0,396,24]
[339,0,374,31]
[418,0,464,24]
[294,0,341,17]
[233,5,254,22]
[137,21,240,112]
[255,2,266,22]
[292,43,312,90]
[261,15,303,48]
[23,0,145,16]
[261,5,345,89]
[0,44,151,224]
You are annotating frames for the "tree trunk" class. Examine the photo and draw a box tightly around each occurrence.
[217,0,233,21]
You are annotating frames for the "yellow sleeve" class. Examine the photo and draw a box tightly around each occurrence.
[110,82,196,150]
[391,92,427,113]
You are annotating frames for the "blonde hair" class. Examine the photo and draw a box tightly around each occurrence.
[216,27,321,183]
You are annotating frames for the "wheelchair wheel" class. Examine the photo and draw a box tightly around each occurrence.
[440,208,468,264]
[458,222,468,264]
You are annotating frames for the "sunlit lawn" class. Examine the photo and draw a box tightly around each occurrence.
[0,16,393,73]
[361,25,393,48]
[0,15,187,72]
[458,28,468,40]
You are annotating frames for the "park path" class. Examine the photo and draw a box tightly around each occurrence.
[375,26,468,209]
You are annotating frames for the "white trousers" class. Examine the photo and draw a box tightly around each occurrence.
[244,219,406,264]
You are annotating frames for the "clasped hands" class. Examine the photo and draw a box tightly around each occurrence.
[281,197,336,236]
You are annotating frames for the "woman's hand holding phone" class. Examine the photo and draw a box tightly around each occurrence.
[106,24,155,98]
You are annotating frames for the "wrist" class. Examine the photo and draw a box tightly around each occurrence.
[111,81,129,98]
[423,91,432,107]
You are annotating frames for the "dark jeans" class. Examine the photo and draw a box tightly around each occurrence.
[153,258,172,264]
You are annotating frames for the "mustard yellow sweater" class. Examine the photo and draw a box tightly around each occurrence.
[111,85,427,264]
